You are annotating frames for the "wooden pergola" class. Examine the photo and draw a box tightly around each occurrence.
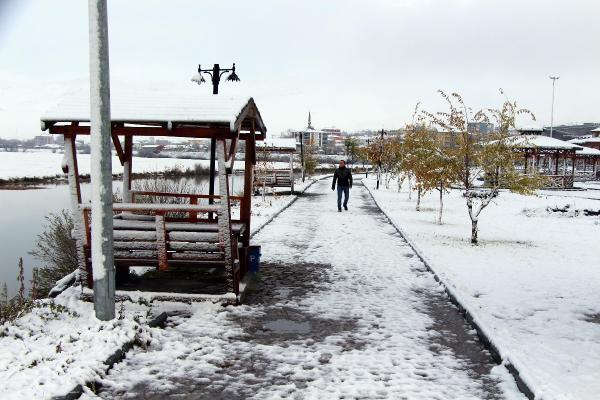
[254,138,297,193]
[509,135,583,189]
[574,146,600,181]
[41,90,266,299]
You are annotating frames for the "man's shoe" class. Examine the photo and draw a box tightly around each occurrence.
[344,205,348,211]
[338,208,342,212]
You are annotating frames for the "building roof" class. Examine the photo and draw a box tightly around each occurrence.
[40,86,266,135]
[506,135,583,150]
[256,138,297,152]
[569,137,600,144]
[576,146,600,157]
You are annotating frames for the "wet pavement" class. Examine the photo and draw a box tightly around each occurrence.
[97,180,521,400]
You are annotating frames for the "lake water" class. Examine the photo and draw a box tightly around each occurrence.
[0,175,246,297]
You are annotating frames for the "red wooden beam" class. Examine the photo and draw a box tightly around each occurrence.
[111,133,126,165]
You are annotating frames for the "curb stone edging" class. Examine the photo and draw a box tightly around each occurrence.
[50,340,135,400]
[362,180,536,400]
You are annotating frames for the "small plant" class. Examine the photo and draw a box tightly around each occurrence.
[29,210,78,297]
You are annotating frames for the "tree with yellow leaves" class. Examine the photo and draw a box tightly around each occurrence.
[421,90,545,243]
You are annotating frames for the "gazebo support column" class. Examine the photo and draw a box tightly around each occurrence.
[63,134,90,288]
[241,131,255,248]
[554,151,559,175]
[523,151,528,174]
[216,139,236,294]
[208,138,216,220]
[122,135,133,203]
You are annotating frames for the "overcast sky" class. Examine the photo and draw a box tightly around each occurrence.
[0,0,598,139]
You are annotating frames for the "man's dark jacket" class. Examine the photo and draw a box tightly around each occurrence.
[332,167,353,189]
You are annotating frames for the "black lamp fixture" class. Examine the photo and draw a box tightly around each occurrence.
[191,63,240,94]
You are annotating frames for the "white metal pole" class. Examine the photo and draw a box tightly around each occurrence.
[549,76,559,138]
[88,0,115,321]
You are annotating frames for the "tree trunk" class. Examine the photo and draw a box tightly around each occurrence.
[407,176,412,200]
[416,186,422,211]
[471,219,478,244]
[437,184,443,225]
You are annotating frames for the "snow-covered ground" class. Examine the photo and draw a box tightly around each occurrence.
[92,180,523,399]
[0,177,323,400]
[0,289,143,400]
[364,176,600,400]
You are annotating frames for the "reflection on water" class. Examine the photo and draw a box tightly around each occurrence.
[0,175,244,297]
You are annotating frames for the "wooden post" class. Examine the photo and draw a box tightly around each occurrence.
[241,129,255,248]
[523,152,528,174]
[156,214,168,271]
[555,151,559,175]
[122,135,133,202]
[208,138,216,220]
[216,140,235,293]
[88,0,115,321]
[289,152,294,193]
[64,134,89,287]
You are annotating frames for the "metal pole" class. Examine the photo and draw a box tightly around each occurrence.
[212,64,220,95]
[299,133,305,182]
[549,76,559,138]
[88,0,115,321]
[376,130,384,190]
[366,138,369,178]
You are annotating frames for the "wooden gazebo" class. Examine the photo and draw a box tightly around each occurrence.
[40,90,266,300]
[509,135,583,189]
[254,138,297,193]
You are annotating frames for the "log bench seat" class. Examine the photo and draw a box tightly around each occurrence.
[81,204,245,282]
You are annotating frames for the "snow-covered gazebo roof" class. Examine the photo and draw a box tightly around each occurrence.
[575,146,600,157]
[40,87,266,138]
[506,135,583,151]
[569,137,600,145]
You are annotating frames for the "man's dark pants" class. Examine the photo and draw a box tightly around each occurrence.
[337,185,349,209]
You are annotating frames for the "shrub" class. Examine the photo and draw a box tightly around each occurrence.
[29,211,78,297]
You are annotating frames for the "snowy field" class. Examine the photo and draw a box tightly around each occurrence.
[364,176,600,400]
[0,176,323,400]
[0,150,290,180]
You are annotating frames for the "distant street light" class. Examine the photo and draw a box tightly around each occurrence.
[549,76,559,138]
[191,63,240,94]
[376,129,387,190]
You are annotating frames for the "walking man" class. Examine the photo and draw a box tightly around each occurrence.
[332,160,353,212]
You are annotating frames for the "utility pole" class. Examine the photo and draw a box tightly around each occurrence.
[549,76,559,138]
[298,132,305,182]
[88,0,115,321]
[376,130,385,190]
[365,138,370,178]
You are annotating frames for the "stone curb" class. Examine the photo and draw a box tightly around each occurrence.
[50,340,135,400]
[362,180,536,400]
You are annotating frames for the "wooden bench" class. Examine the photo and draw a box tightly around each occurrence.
[81,203,244,294]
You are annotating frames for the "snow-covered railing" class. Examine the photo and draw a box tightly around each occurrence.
[81,202,220,214]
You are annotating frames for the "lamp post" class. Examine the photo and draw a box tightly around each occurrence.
[191,63,240,219]
[297,132,305,182]
[191,63,240,95]
[549,76,559,138]
[365,138,370,178]
[376,129,387,190]
[88,0,115,321]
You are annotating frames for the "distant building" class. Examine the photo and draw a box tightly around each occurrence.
[34,135,54,147]
[467,122,495,134]
[542,123,600,141]
[292,112,331,152]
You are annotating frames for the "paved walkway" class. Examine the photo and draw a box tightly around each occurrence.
[97,180,522,400]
